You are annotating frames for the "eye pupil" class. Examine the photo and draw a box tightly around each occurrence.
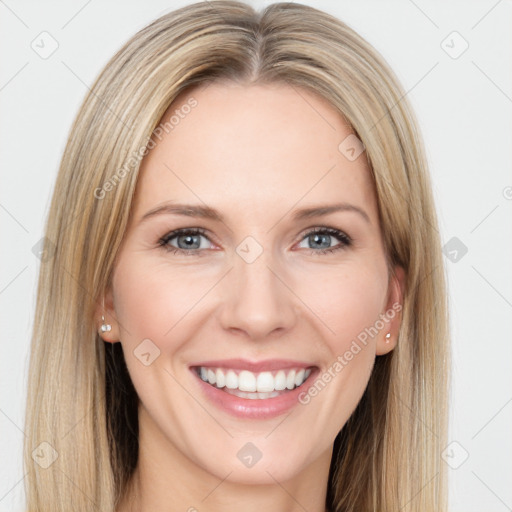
[310,233,331,249]
[178,234,200,249]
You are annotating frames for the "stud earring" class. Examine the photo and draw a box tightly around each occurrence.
[100,314,112,333]
[99,297,112,334]
[385,332,391,343]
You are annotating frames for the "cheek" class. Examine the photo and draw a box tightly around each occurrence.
[111,256,204,411]
[296,263,388,353]
[113,250,388,355]
[293,267,387,425]
[112,255,208,345]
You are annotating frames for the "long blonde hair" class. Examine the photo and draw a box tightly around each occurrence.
[24,2,450,511]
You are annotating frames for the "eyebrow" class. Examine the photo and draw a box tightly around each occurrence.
[139,201,371,225]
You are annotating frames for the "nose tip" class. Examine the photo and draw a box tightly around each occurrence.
[218,251,296,341]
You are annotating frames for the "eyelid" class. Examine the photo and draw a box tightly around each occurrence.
[297,225,352,242]
[158,225,353,255]
[158,227,216,249]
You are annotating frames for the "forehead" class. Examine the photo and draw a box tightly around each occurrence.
[133,81,378,226]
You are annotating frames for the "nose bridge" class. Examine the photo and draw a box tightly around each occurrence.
[219,236,296,338]
[236,240,279,296]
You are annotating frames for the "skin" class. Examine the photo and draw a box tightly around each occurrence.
[97,81,404,512]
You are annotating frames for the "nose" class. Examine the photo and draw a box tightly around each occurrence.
[217,246,297,341]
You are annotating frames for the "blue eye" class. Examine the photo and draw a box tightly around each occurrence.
[297,227,352,254]
[158,227,352,256]
[158,228,211,255]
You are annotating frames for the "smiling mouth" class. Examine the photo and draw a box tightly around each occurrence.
[193,366,314,400]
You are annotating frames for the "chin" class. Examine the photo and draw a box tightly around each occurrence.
[198,446,313,486]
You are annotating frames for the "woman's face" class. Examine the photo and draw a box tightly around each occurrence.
[101,81,404,485]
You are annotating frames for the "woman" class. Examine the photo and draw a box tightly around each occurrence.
[24,1,450,511]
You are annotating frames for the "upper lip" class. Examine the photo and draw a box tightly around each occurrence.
[190,358,316,373]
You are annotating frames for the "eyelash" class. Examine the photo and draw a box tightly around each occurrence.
[157,227,352,256]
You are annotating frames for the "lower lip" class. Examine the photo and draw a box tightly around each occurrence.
[191,368,318,420]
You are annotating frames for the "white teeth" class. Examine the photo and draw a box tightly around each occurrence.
[215,368,225,388]
[197,366,312,394]
[286,370,296,390]
[274,370,287,390]
[238,370,256,392]
[225,370,238,389]
[256,371,275,392]
[224,388,280,399]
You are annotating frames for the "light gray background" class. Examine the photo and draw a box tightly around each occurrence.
[1,1,511,510]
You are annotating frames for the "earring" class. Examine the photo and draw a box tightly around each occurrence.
[99,297,112,334]
[385,332,391,343]
[100,314,112,333]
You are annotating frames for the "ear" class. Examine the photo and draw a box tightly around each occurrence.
[376,265,405,356]
[94,288,121,343]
